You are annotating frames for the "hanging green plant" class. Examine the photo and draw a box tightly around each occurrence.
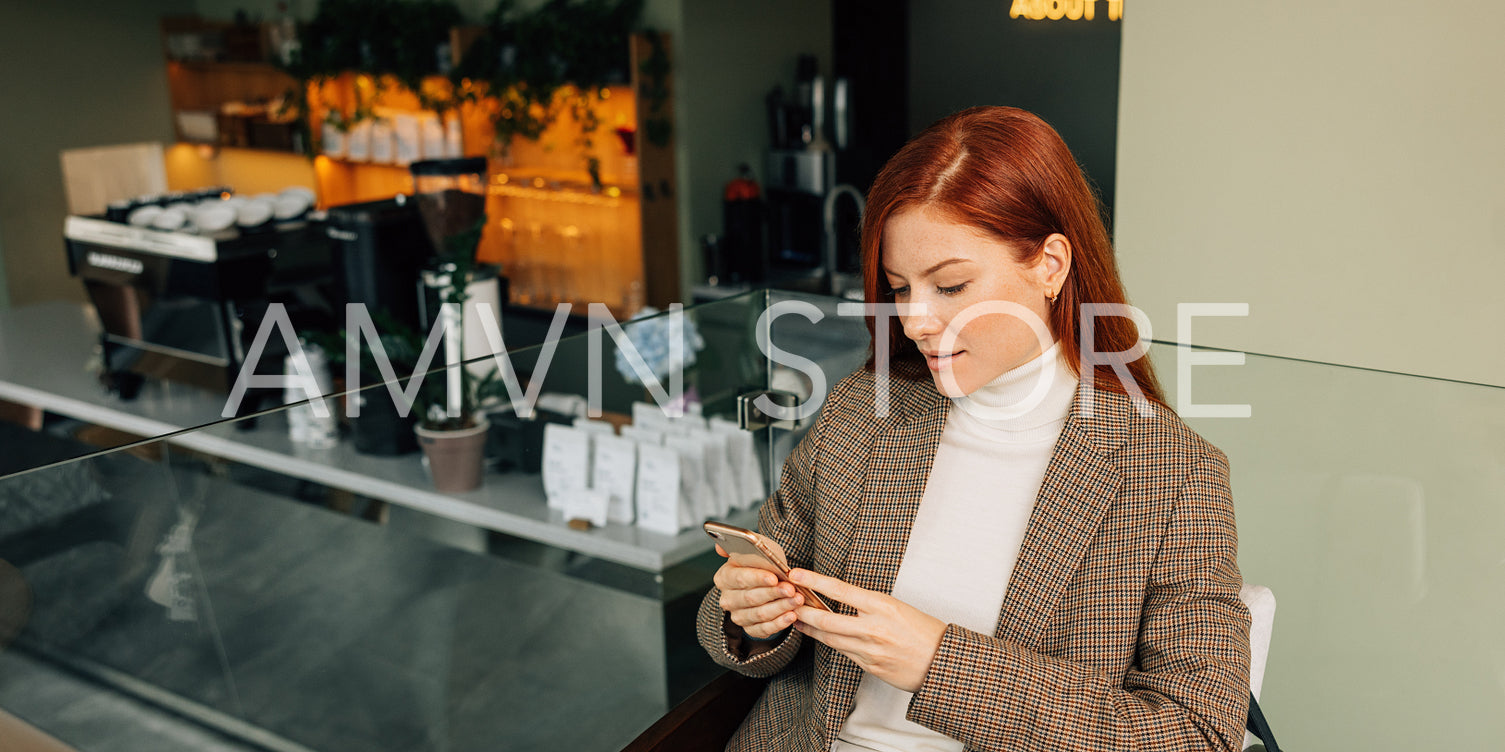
[454,0,646,183]
[275,0,655,174]
[566,87,609,188]
[277,0,465,152]
[319,79,376,133]
[386,0,463,94]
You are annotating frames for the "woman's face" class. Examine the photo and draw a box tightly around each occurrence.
[881,206,1069,397]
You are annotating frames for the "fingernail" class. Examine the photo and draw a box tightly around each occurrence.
[788,570,804,583]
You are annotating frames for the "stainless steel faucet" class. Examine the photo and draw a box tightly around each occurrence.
[823,184,866,298]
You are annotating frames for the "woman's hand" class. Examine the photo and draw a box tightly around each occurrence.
[713,544,804,640]
[789,568,947,693]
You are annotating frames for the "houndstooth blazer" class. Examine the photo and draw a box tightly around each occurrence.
[697,364,1252,752]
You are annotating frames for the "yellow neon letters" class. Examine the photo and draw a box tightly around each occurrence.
[1009,0,1119,21]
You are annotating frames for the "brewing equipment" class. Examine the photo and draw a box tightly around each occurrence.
[64,197,334,412]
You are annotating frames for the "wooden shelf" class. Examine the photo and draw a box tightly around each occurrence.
[158,18,680,315]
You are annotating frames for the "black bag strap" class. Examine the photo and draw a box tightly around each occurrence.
[1246,692,1282,752]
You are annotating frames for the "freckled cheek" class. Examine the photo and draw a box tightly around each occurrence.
[942,307,991,344]
[995,315,1049,356]
[952,312,1023,352]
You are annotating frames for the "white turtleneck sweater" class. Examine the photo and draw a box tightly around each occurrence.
[832,341,1079,752]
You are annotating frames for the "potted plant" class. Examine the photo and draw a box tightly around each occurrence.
[409,356,501,492]
[409,213,499,492]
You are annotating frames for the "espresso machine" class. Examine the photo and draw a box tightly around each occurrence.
[64,205,335,412]
[758,56,866,298]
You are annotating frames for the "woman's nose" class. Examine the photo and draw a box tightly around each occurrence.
[901,304,943,341]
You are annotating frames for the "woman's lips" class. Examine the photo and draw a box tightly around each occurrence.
[925,351,964,371]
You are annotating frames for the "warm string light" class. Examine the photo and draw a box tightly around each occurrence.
[490,181,627,208]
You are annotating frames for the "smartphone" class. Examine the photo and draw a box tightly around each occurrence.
[703,521,831,611]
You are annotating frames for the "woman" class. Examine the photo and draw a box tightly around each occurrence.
[697,106,1251,752]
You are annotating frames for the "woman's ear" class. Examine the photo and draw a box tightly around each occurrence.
[1038,233,1073,292]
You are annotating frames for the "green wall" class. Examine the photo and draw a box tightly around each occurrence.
[1116,0,1505,387]
[0,0,192,309]
[0,232,10,310]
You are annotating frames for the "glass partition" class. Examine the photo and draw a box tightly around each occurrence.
[0,290,878,752]
[1150,342,1504,752]
[0,300,350,475]
[1,294,1497,752]
[757,290,874,493]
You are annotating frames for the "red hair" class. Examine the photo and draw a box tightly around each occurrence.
[860,106,1164,405]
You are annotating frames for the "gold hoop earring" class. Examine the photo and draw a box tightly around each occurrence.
[1046,290,1058,305]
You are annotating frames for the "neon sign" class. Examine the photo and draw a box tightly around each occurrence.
[1010,0,1122,21]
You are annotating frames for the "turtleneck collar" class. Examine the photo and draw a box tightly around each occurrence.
[951,340,1078,433]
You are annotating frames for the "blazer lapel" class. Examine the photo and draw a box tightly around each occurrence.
[823,377,948,737]
[993,381,1128,649]
[841,384,949,597]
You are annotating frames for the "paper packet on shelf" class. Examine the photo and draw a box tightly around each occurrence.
[541,423,591,510]
[710,417,766,507]
[574,417,616,435]
[560,488,610,529]
[391,113,421,165]
[688,429,739,518]
[631,401,672,432]
[619,424,664,445]
[634,444,683,535]
[321,121,346,158]
[665,434,719,522]
[345,120,373,162]
[591,433,638,524]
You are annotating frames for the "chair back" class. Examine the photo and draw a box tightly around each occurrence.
[59,142,167,215]
[1240,583,1277,749]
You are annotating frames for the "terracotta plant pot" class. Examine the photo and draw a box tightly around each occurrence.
[415,416,489,492]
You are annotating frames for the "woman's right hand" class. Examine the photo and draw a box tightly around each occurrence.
[713,545,804,639]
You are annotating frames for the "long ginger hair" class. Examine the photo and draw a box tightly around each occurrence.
[861,106,1164,405]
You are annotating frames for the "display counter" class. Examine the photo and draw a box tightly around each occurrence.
[0,297,863,572]
[8,292,1505,752]
[0,290,873,752]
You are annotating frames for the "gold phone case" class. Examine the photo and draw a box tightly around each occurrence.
[703,521,832,611]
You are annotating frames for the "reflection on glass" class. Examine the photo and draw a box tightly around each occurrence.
[0,297,1499,752]
[0,291,800,751]
[1152,342,1505,751]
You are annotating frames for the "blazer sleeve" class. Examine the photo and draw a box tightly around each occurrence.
[696,377,843,677]
[906,449,1252,752]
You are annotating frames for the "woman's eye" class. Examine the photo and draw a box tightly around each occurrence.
[887,285,909,297]
[938,283,968,296]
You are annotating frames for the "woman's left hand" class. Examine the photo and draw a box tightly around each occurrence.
[789,568,947,693]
